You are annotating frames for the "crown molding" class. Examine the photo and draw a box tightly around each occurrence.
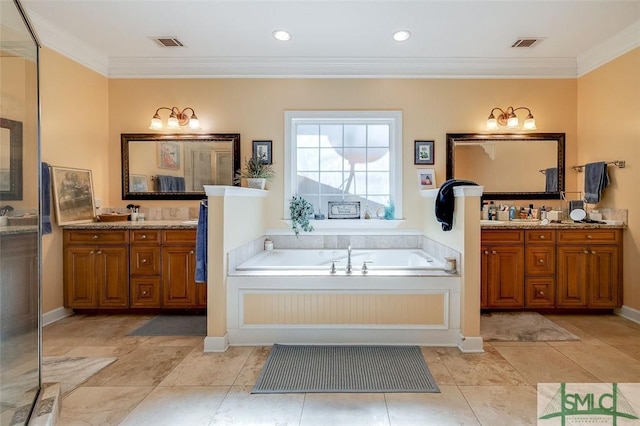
[577,19,640,77]
[28,11,109,76]
[108,56,577,79]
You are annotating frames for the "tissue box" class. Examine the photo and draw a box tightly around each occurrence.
[546,210,563,221]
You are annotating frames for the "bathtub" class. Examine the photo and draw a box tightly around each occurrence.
[234,248,447,274]
[227,247,461,347]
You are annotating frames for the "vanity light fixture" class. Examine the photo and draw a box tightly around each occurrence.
[273,30,292,41]
[392,30,411,42]
[486,106,537,130]
[149,106,200,130]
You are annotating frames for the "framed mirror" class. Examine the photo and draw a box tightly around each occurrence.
[0,118,23,200]
[122,133,240,200]
[446,133,565,200]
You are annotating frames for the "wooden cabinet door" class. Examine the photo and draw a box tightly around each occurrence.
[486,245,524,308]
[196,283,207,308]
[64,245,98,308]
[480,245,489,308]
[95,246,129,308]
[162,245,197,308]
[557,246,589,307]
[588,245,621,308]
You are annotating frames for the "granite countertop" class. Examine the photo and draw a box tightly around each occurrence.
[62,220,199,230]
[480,220,626,230]
[0,225,39,236]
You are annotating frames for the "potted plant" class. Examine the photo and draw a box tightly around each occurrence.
[289,195,314,237]
[234,155,275,189]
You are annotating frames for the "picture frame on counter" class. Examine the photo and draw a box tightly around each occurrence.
[51,166,96,225]
[328,201,361,219]
[417,168,436,190]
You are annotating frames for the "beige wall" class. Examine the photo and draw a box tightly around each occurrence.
[40,48,109,313]
[108,78,578,230]
[577,47,640,309]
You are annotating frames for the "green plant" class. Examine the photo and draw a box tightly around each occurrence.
[289,195,314,237]
[234,155,275,182]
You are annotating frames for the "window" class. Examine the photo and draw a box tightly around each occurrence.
[284,111,402,220]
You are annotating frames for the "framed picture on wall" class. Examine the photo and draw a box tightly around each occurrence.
[414,140,435,165]
[417,168,436,190]
[157,141,181,169]
[51,166,96,225]
[253,140,273,164]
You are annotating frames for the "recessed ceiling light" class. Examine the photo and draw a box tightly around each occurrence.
[273,30,292,41]
[392,30,411,42]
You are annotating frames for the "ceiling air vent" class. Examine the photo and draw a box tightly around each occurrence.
[511,38,542,48]
[152,37,184,47]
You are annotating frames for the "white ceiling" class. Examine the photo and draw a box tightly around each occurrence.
[20,0,640,78]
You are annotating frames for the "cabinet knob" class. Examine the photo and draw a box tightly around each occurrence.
[591,251,597,255]
[141,234,147,239]
[583,250,589,254]
[96,250,102,254]
[89,250,94,254]
[142,259,147,263]
[190,249,195,255]
[491,250,497,255]
[483,250,489,255]
[539,235,546,239]
[587,235,593,239]
[539,259,544,263]
[142,291,148,296]
[93,235,99,240]
[539,291,545,296]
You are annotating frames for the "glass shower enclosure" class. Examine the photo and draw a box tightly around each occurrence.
[0,0,41,424]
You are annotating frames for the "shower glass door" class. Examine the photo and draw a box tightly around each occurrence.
[0,0,41,424]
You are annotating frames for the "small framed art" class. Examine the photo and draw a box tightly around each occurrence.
[253,140,273,164]
[417,168,436,189]
[51,166,96,225]
[414,140,435,165]
[129,174,149,192]
[158,141,180,169]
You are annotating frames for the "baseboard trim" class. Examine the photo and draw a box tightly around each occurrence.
[42,307,73,326]
[204,334,229,352]
[458,335,484,353]
[615,305,640,324]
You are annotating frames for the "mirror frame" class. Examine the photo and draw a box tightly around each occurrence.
[446,132,565,200]
[121,133,241,200]
[0,117,23,200]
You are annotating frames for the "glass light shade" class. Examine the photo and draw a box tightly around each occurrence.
[167,116,180,128]
[149,117,163,130]
[506,115,519,128]
[188,117,200,129]
[523,116,537,130]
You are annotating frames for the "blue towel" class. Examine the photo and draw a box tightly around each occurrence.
[584,162,610,204]
[158,175,186,192]
[175,177,185,192]
[545,167,558,192]
[195,200,208,283]
[41,162,52,234]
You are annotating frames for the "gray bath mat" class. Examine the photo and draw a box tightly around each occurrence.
[252,344,439,393]
[481,312,579,342]
[128,315,206,336]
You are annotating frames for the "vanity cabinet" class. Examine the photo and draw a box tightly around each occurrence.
[64,230,130,308]
[557,229,622,308]
[64,228,206,310]
[481,227,623,311]
[481,230,524,308]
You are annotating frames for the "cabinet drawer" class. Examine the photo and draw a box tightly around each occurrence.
[131,229,161,244]
[130,246,161,275]
[525,230,556,244]
[130,277,162,308]
[65,230,129,244]
[558,229,621,244]
[481,230,523,244]
[162,229,197,245]
[525,277,555,308]
[525,245,555,276]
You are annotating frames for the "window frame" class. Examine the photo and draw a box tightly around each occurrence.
[284,110,403,221]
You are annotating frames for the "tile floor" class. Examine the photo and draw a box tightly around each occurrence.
[42,313,640,426]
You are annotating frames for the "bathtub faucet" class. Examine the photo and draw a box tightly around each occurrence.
[346,245,352,274]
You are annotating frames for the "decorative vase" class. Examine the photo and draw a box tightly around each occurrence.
[247,178,266,190]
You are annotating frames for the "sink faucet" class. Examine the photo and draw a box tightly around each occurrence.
[346,245,352,274]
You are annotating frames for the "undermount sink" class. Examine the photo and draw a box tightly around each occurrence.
[480,220,506,225]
